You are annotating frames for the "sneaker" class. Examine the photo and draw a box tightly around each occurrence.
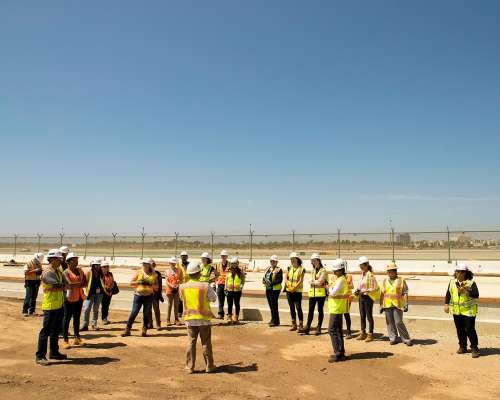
[29,311,38,316]
[36,358,51,366]
[216,315,224,320]
[80,326,88,332]
[156,324,161,330]
[185,366,194,374]
[91,325,100,331]
[102,319,109,325]
[205,365,217,373]
[49,353,67,360]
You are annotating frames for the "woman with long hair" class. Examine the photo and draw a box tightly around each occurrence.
[354,256,380,342]
[225,258,245,324]
[284,252,305,332]
[200,252,219,284]
[100,261,115,325]
[299,253,327,335]
[81,258,106,331]
[262,255,282,327]
[165,257,182,326]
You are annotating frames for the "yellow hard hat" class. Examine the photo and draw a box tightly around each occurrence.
[386,262,398,270]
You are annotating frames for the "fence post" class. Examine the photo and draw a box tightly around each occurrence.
[292,229,295,252]
[59,233,65,247]
[447,226,451,263]
[37,233,43,252]
[141,229,146,260]
[174,232,179,257]
[211,231,215,260]
[337,229,341,258]
[249,224,254,261]
[13,234,19,257]
[391,227,395,262]
[112,233,117,261]
[84,233,89,260]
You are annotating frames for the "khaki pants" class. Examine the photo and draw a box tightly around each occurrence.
[186,325,214,370]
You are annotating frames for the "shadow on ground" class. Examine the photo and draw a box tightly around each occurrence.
[56,357,121,365]
[347,351,394,360]
[214,362,259,374]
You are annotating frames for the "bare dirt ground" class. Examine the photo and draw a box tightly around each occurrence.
[1,298,499,400]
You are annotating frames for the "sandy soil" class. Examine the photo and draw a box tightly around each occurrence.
[1,298,499,400]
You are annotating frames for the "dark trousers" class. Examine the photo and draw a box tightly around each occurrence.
[149,293,161,327]
[126,294,153,329]
[344,312,352,331]
[227,291,242,316]
[306,296,326,327]
[359,295,374,333]
[266,289,280,325]
[286,291,303,321]
[328,313,345,357]
[36,308,63,360]
[178,300,184,317]
[63,298,83,341]
[217,284,226,317]
[23,281,40,313]
[101,294,112,320]
[453,314,478,349]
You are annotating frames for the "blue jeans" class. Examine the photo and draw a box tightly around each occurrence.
[286,291,304,321]
[36,308,63,359]
[83,293,103,327]
[126,294,153,329]
[23,281,40,313]
[217,284,226,317]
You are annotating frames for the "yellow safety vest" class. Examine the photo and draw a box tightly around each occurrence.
[226,273,242,292]
[179,279,213,321]
[136,269,155,293]
[287,265,304,292]
[309,267,327,297]
[263,266,282,290]
[328,275,349,314]
[356,272,380,301]
[176,262,189,283]
[41,268,64,311]
[86,270,106,298]
[448,279,477,317]
[200,264,212,283]
[382,277,405,309]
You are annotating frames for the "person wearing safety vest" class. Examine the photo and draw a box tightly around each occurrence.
[179,262,217,374]
[215,250,230,319]
[326,258,350,363]
[200,252,219,284]
[225,257,245,324]
[354,256,380,342]
[22,252,44,316]
[299,253,327,336]
[379,262,413,346]
[100,261,116,325]
[81,258,106,331]
[284,252,305,332]
[165,257,182,326]
[343,262,355,339]
[121,258,158,337]
[444,263,480,358]
[35,249,70,366]
[148,259,164,330]
[59,246,70,271]
[62,252,88,349]
[177,251,190,319]
[262,255,283,327]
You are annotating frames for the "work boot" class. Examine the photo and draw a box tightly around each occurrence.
[315,326,321,336]
[355,332,367,340]
[298,325,310,335]
[289,320,297,331]
[62,340,71,350]
[345,330,352,339]
[121,327,131,337]
[297,321,304,333]
[142,328,147,337]
[456,348,467,354]
[49,352,67,360]
[205,365,217,373]
[233,315,239,324]
[365,333,374,342]
[227,314,232,325]
[471,349,479,358]
[73,337,86,346]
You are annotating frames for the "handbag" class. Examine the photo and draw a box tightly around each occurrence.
[112,282,120,295]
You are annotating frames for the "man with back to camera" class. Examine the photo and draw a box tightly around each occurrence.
[22,253,44,316]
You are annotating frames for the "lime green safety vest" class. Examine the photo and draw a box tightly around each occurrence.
[287,266,304,292]
[448,279,477,317]
[356,272,380,301]
[382,277,405,309]
[226,273,243,292]
[179,279,213,321]
[263,266,282,291]
[328,275,349,314]
[200,264,212,283]
[41,268,64,311]
[86,270,106,298]
[309,267,327,297]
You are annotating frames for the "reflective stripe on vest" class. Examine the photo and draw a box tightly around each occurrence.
[361,272,381,301]
[287,266,304,292]
[41,268,64,310]
[200,265,212,283]
[328,275,349,314]
[179,280,213,320]
[216,262,229,284]
[25,260,40,280]
[177,262,189,283]
[263,266,282,291]
[103,273,114,296]
[136,269,155,293]
[382,277,405,309]
[86,271,106,298]
[309,267,327,297]
[66,267,86,302]
[448,279,477,317]
[226,273,242,292]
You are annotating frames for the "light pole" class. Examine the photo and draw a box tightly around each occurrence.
[292,229,295,252]
[84,233,89,260]
[249,224,254,261]
[174,232,179,257]
[112,233,117,261]
[337,229,341,257]
[13,234,19,257]
[447,226,451,263]
[211,231,215,260]
[141,227,146,260]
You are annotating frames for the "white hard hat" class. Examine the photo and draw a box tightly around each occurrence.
[289,252,298,258]
[201,252,210,258]
[169,256,177,263]
[358,256,369,265]
[186,262,201,275]
[60,246,70,254]
[91,257,102,265]
[230,257,239,264]
[101,261,109,267]
[270,255,279,262]
[455,262,468,271]
[220,250,228,256]
[66,252,78,261]
[34,253,44,262]
[180,251,188,256]
[332,258,347,271]
[310,253,320,260]
[141,258,153,265]
[47,249,63,259]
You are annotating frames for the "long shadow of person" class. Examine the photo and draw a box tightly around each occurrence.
[476,347,500,356]
[208,362,258,374]
[87,342,128,349]
[347,352,393,360]
[56,357,121,365]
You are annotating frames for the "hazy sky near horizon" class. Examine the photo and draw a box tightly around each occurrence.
[1,1,499,236]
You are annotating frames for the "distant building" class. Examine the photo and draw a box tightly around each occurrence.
[396,233,411,246]
[450,235,472,242]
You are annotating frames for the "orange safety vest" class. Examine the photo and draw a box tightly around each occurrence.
[25,259,41,280]
[66,267,86,302]
[103,272,114,296]
[346,273,353,303]
[179,279,213,320]
[216,262,229,285]
[166,267,182,294]
[382,277,405,309]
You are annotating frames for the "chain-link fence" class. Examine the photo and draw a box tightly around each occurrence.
[1,229,500,261]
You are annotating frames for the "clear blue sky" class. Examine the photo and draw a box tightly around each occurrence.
[1,1,499,236]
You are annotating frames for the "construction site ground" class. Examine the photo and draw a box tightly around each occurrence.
[1,298,499,400]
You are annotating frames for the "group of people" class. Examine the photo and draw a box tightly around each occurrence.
[24,247,481,370]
